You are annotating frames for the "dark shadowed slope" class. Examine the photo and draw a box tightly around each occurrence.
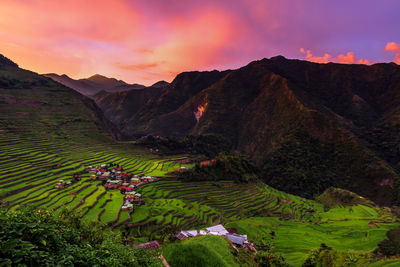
[93,83,167,130]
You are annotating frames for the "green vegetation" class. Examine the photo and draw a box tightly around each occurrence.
[376,227,400,256]
[178,153,259,183]
[136,134,232,157]
[0,207,160,266]
[302,243,371,267]
[163,235,238,267]
[225,205,399,266]
[0,133,190,229]
[316,187,375,208]
[133,179,323,240]
[261,132,352,199]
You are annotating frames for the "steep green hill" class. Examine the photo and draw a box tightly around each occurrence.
[163,235,239,267]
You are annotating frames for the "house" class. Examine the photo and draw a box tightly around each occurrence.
[226,233,247,246]
[206,224,229,236]
[185,230,198,237]
[176,231,189,240]
[199,230,207,235]
[121,203,134,211]
[134,240,160,250]
[100,172,110,179]
[131,178,140,183]
[120,185,135,192]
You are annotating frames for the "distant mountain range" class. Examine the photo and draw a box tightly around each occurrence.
[96,56,400,206]
[43,73,167,97]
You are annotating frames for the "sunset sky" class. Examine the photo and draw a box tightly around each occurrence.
[0,0,399,85]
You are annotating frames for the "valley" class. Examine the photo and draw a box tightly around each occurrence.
[1,54,400,266]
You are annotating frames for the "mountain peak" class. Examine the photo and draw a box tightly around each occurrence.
[0,54,18,68]
[87,74,110,80]
[86,74,127,85]
[269,55,288,61]
[151,80,169,88]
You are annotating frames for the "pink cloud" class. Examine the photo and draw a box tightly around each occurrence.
[385,42,400,64]
[300,49,372,65]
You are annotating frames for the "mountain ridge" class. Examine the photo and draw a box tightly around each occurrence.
[96,56,400,205]
[43,73,149,97]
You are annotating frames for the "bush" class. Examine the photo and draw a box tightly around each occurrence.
[377,227,400,256]
[0,207,160,266]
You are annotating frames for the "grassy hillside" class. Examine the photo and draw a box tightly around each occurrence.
[226,205,399,266]
[163,235,239,267]
[0,133,190,228]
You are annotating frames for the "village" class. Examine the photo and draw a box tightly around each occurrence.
[85,163,159,211]
[54,161,254,252]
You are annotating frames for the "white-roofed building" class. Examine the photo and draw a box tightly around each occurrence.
[206,224,229,236]
[185,230,198,237]
[226,234,247,246]
[199,230,207,235]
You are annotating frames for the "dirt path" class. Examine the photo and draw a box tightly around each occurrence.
[160,255,170,267]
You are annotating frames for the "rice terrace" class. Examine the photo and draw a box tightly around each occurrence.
[2,1,400,266]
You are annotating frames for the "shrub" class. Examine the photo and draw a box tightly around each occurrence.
[0,207,160,266]
[377,227,400,256]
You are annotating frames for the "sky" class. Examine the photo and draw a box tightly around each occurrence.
[0,0,399,85]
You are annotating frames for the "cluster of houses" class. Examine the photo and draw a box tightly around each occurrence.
[85,163,159,211]
[176,224,249,247]
[121,191,142,211]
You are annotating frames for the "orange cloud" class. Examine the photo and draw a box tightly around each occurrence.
[385,42,400,64]
[301,49,332,63]
[300,49,372,65]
